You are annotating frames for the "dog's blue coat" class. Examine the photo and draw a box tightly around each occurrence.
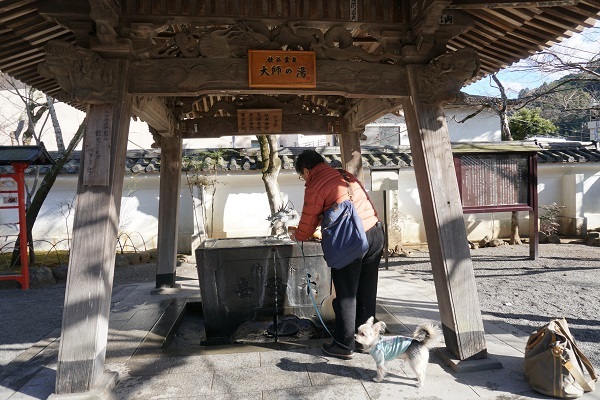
[369,336,413,366]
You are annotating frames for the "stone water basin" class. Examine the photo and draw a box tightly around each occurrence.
[195,237,334,339]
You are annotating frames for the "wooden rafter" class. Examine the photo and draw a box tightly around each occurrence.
[448,0,579,9]
[1,0,597,110]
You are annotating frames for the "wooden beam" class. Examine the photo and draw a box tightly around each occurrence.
[447,0,579,8]
[89,0,119,46]
[343,98,403,134]
[543,7,599,28]
[128,58,408,98]
[131,96,176,138]
[56,60,131,394]
[38,0,90,18]
[38,0,92,44]
[339,131,364,182]
[155,135,183,290]
[0,0,36,15]
[408,0,452,56]
[181,115,341,138]
[403,63,486,360]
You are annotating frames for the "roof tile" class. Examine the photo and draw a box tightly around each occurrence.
[1,144,599,176]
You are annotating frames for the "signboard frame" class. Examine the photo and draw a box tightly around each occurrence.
[453,150,539,259]
[248,50,316,89]
[453,152,536,213]
[237,109,283,134]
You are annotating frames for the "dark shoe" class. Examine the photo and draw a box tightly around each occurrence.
[321,342,354,359]
[354,342,368,354]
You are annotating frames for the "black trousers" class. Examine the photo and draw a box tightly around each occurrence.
[330,222,385,349]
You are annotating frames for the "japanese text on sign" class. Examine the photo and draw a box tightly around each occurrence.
[439,14,453,24]
[460,154,529,207]
[248,50,316,88]
[237,109,283,134]
[83,105,112,186]
[349,0,358,21]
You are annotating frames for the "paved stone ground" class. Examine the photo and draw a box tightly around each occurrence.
[1,243,598,373]
[0,260,197,367]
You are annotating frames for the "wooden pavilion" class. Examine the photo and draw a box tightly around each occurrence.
[1,1,599,395]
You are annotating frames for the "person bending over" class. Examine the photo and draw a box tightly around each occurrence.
[290,149,384,359]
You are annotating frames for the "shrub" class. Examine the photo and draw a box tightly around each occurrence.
[539,202,565,236]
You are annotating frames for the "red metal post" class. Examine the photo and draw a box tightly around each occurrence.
[14,163,29,289]
[0,163,29,289]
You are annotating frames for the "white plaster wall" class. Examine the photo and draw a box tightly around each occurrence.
[363,109,501,146]
[3,174,194,253]
[369,162,600,244]
[2,91,598,252]
[203,172,379,238]
[2,160,599,254]
[445,107,502,142]
[538,164,600,232]
[185,136,257,149]
[278,134,331,147]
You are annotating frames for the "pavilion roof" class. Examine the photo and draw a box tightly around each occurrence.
[1,1,599,107]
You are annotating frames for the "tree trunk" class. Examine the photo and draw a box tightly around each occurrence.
[509,211,523,245]
[11,120,86,266]
[22,89,47,145]
[47,95,66,154]
[492,74,520,242]
[500,112,513,141]
[28,120,85,230]
[258,134,284,236]
[12,120,24,144]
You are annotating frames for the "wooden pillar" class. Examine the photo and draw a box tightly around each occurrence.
[55,60,131,393]
[403,58,487,360]
[339,129,364,181]
[529,154,539,260]
[155,135,183,289]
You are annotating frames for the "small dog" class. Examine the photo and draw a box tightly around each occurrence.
[354,317,442,386]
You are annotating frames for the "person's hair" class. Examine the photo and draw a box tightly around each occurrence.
[295,149,326,174]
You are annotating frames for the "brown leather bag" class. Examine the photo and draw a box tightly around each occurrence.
[524,318,597,398]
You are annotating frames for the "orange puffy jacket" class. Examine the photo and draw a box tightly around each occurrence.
[295,162,379,241]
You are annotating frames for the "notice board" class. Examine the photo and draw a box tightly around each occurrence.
[452,143,539,260]
[452,145,538,214]
[456,154,530,211]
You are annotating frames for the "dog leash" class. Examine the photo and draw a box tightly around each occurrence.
[294,240,354,352]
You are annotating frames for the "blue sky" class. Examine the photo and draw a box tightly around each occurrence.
[463,22,600,98]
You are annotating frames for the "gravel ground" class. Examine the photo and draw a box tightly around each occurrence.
[1,243,598,370]
[392,242,600,370]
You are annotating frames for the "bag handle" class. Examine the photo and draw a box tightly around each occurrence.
[323,170,355,215]
[553,319,597,391]
[564,359,596,392]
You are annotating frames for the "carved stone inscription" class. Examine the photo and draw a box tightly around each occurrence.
[83,105,112,186]
[197,238,333,337]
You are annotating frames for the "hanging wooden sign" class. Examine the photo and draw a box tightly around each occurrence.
[248,50,316,88]
[237,109,283,134]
